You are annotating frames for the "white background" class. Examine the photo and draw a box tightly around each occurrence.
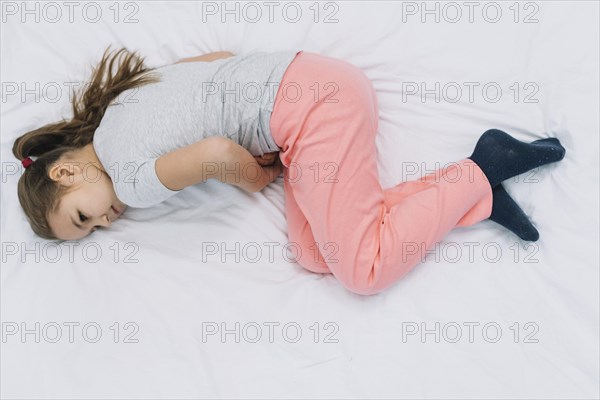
[1,1,599,398]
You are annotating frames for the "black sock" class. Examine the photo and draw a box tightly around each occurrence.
[468,129,566,188]
[488,183,539,241]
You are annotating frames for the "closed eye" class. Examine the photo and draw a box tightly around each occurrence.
[79,212,100,232]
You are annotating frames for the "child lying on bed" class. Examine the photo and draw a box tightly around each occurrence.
[12,47,566,295]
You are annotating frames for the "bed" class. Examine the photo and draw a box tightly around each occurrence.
[1,1,598,398]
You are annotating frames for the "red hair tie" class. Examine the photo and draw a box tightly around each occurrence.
[22,157,34,169]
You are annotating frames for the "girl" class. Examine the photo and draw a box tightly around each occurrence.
[13,47,566,295]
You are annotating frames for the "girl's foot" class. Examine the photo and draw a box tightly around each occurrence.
[488,183,539,242]
[469,129,566,188]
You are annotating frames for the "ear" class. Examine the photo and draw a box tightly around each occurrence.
[48,160,83,187]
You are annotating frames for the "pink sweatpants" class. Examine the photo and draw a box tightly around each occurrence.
[269,51,493,295]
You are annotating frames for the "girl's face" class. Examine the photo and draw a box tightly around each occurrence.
[47,159,128,240]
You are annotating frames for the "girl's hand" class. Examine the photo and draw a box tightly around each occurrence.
[259,156,284,188]
[254,152,279,166]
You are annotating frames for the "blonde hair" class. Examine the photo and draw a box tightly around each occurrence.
[12,46,160,239]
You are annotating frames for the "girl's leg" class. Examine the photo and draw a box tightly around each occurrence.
[282,165,491,277]
[382,175,492,228]
[271,52,492,295]
[282,174,331,273]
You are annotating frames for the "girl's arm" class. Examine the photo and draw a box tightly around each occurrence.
[226,142,283,192]
[155,137,282,193]
[175,51,235,64]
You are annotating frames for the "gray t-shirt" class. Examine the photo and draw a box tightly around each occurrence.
[93,50,299,208]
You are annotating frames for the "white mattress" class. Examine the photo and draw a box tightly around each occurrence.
[1,1,598,398]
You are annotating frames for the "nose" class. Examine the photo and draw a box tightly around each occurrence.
[98,213,112,227]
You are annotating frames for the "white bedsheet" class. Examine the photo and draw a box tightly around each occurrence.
[1,1,598,398]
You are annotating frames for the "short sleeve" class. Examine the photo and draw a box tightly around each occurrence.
[113,157,181,208]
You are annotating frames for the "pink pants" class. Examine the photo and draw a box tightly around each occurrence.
[269,51,493,295]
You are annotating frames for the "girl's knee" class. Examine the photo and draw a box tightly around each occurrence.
[341,280,385,296]
[295,254,331,274]
[287,238,331,274]
[301,263,332,274]
[335,261,412,296]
